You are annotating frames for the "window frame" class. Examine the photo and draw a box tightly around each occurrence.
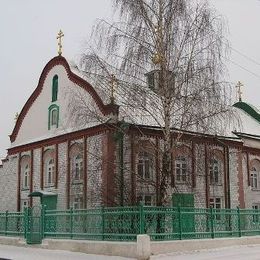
[48,104,59,130]
[52,75,58,102]
[209,197,222,221]
[175,156,189,184]
[23,164,30,189]
[250,167,259,190]
[21,200,29,210]
[72,155,83,183]
[45,158,55,187]
[209,159,222,185]
[137,151,154,181]
[73,196,84,210]
[252,204,260,223]
[137,194,154,206]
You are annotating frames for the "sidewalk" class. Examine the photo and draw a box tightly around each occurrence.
[0,244,132,260]
[151,244,260,260]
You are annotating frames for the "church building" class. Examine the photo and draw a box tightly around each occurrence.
[1,45,260,212]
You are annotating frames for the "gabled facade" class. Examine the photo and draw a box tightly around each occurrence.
[1,55,260,212]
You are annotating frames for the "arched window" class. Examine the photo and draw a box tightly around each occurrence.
[48,104,59,129]
[46,158,55,186]
[52,75,58,102]
[137,151,153,180]
[175,156,188,183]
[51,108,58,126]
[73,155,83,181]
[209,159,221,185]
[250,161,260,190]
[23,164,29,189]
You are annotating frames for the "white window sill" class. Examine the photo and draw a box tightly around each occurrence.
[210,183,223,186]
[175,181,190,185]
[251,188,260,191]
[44,184,55,188]
[72,180,84,185]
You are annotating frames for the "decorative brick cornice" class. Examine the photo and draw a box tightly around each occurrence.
[8,124,108,155]
[10,55,119,143]
[128,125,243,148]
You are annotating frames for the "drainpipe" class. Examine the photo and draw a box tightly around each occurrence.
[215,136,231,209]
[118,131,124,206]
[116,121,129,206]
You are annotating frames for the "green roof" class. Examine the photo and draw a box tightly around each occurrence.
[233,101,260,123]
[28,190,57,197]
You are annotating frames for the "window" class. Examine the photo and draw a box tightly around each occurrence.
[48,104,59,129]
[209,159,221,185]
[51,109,58,126]
[46,159,55,186]
[73,197,83,210]
[251,167,258,189]
[21,200,29,210]
[23,164,29,189]
[137,195,153,206]
[73,155,83,182]
[252,204,260,223]
[210,197,222,220]
[52,75,58,102]
[137,151,153,180]
[175,156,188,183]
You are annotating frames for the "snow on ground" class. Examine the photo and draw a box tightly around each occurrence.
[151,244,260,259]
[2,243,260,260]
[0,244,132,260]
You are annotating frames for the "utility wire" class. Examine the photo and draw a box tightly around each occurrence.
[228,58,260,80]
[230,47,260,67]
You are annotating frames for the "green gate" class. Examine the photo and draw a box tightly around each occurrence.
[25,205,43,244]
[172,193,195,237]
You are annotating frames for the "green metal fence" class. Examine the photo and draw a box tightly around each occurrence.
[2,206,260,242]
[0,211,24,236]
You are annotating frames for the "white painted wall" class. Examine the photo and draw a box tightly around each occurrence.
[12,64,105,148]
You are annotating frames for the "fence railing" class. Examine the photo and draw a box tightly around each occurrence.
[2,205,260,241]
[0,211,24,236]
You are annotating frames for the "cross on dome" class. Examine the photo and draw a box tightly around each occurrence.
[56,30,64,56]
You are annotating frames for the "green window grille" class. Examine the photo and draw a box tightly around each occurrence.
[52,75,58,102]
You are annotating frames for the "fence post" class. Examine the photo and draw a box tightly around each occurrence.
[101,206,105,241]
[23,208,27,239]
[41,205,46,239]
[178,206,182,240]
[5,210,8,236]
[70,207,73,239]
[210,207,214,239]
[139,202,145,234]
[237,207,241,237]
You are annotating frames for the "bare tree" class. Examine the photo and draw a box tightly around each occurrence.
[69,0,236,206]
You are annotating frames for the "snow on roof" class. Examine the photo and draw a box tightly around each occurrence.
[28,190,57,197]
[71,63,260,139]
[71,64,260,138]
[232,101,260,136]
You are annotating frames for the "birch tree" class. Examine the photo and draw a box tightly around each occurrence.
[70,0,234,206]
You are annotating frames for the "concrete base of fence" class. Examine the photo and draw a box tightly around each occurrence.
[151,236,260,256]
[4,235,260,259]
[137,235,151,260]
[42,239,137,258]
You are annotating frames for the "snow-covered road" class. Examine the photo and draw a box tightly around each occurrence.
[151,244,260,260]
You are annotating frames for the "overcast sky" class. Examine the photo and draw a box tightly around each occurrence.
[1,0,260,158]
